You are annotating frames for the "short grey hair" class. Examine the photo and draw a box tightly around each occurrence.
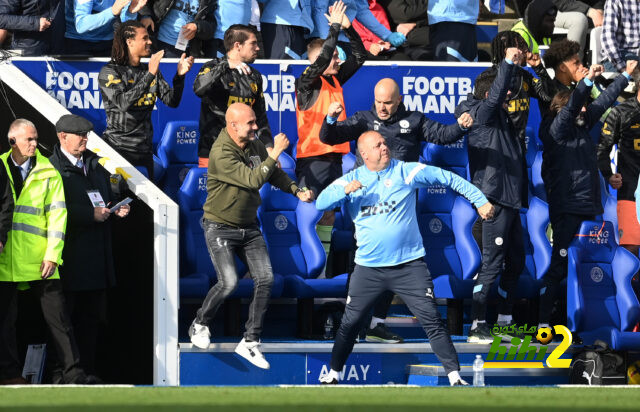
[7,119,37,141]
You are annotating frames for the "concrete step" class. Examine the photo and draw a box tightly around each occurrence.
[407,363,570,386]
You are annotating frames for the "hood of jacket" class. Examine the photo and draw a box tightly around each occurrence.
[524,0,556,42]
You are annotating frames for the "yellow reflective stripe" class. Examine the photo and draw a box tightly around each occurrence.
[11,222,65,241]
[14,205,42,215]
[44,201,66,212]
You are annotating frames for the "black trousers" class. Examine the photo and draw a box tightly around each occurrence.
[471,204,525,322]
[261,23,307,59]
[0,280,83,381]
[538,212,594,324]
[65,289,107,375]
[331,259,459,374]
[430,22,477,62]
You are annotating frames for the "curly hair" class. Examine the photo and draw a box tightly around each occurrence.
[490,31,529,65]
[111,20,145,66]
[542,39,581,70]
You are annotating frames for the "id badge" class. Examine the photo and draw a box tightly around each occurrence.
[87,190,105,207]
[175,29,189,51]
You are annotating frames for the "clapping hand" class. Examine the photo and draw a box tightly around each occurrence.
[177,53,194,76]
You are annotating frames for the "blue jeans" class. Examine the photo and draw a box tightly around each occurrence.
[196,219,274,341]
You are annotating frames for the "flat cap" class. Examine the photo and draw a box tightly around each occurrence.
[55,114,93,134]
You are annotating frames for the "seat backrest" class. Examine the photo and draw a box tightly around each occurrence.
[423,137,468,178]
[259,156,325,279]
[600,173,619,242]
[526,196,552,280]
[342,152,356,174]
[531,151,545,200]
[178,167,212,276]
[567,220,640,334]
[417,184,480,281]
[157,121,199,166]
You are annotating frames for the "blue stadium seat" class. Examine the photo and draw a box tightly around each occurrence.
[567,220,640,349]
[342,152,356,174]
[177,167,284,300]
[157,121,199,201]
[600,174,619,243]
[531,151,545,200]
[258,164,348,335]
[422,136,468,178]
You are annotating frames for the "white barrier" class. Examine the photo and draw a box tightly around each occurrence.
[0,60,180,386]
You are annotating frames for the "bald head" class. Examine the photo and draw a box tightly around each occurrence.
[358,131,390,171]
[225,103,258,146]
[373,78,402,120]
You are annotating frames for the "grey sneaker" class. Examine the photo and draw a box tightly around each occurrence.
[365,323,403,343]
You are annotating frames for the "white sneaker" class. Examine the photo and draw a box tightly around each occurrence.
[319,374,338,384]
[235,338,270,369]
[189,321,210,349]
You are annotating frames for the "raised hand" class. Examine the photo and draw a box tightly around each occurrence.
[625,59,638,76]
[148,50,164,75]
[141,16,155,32]
[296,189,314,202]
[325,0,350,28]
[327,102,344,118]
[505,47,522,64]
[457,112,473,129]
[587,64,604,80]
[272,133,290,155]
[111,0,129,16]
[128,0,148,14]
[177,53,194,76]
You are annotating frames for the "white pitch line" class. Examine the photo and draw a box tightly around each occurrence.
[556,385,640,388]
[0,385,135,388]
[278,384,420,388]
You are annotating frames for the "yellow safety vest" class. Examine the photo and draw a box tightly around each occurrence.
[0,149,67,282]
[512,20,551,55]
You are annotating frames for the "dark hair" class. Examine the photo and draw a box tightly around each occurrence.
[111,20,145,66]
[473,67,498,100]
[549,89,572,114]
[490,31,529,65]
[223,24,257,53]
[307,38,325,56]
[542,39,581,70]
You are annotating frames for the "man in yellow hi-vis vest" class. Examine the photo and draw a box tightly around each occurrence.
[0,119,97,385]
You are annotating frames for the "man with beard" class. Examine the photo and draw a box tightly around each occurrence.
[194,24,272,167]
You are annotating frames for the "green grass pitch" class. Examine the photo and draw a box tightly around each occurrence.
[1,387,640,411]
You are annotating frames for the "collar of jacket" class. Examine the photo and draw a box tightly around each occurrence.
[370,102,408,124]
[1,149,57,181]
[218,127,250,154]
[358,158,396,183]
[51,143,99,174]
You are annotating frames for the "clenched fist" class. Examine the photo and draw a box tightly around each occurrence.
[477,201,495,220]
[344,180,363,195]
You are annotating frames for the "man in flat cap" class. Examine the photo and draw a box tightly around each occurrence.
[48,114,130,381]
[0,118,98,384]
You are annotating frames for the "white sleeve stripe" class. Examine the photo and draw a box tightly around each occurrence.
[404,163,427,184]
[333,179,349,187]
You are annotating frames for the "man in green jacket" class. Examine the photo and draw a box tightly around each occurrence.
[189,103,313,369]
[0,119,97,384]
[511,0,557,54]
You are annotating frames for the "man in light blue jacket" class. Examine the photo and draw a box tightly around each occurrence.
[65,0,144,55]
[316,130,494,385]
[260,0,313,59]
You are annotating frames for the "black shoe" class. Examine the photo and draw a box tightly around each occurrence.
[66,373,104,385]
[467,323,494,344]
[495,322,529,341]
[365,324,403,343]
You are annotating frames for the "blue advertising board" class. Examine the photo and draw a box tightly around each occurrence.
[12,59,491,150]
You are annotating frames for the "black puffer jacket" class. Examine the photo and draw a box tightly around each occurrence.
[540,74,628,218]
[0,0,64,55]
[320,103,465,166]
[456,60,526,210]
[140,0,216,57]
[49,145,117,291]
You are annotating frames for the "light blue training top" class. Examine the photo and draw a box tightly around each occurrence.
[316,159,488,267]
[158,0,200,46]
[65,0,137,42]
[428,0,479,25]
